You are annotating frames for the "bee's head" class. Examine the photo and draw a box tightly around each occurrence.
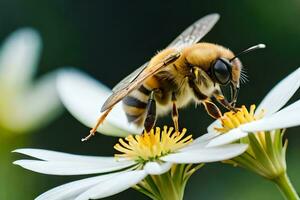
[210,44,265,106]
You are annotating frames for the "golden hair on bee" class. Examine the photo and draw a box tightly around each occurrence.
[82,13,265,141]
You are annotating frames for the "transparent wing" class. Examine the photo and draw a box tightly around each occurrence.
[101,53,180,111]
[168,13,220,50]
[113,13,220,94]
[112,62,148,93]
[102,13,219,111]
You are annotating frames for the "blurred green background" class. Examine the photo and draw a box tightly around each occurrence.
[1,0,300,199]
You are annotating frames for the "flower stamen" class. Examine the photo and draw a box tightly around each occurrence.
[114,126,193,162]
[216,105,264,133]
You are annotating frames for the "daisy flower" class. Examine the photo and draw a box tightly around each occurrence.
[205,67,300,199]
[0,28,62,134]
[13,126,247,200]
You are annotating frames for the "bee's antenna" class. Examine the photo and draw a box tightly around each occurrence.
[230,44,266,62]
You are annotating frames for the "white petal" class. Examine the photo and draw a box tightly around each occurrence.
[75,170,147,200]
[180,132,220,152]
[161,144,248,163]
[13,159,135,175]
[36,172,122,200]
[0,28,41,91]
[275,99,300,114]
[143,162,172,175]
[2,72,62,132]
[193,132,220,143]
[207,119,222,134]
[256,67,300,116]
[13,148,117,163]
[241,107,300,132]
[205,128,248,147]
[57,69,142,137]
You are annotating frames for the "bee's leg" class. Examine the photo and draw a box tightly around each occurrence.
[144,91,157,133]
[213,90,237,111]
[202,100,222,119]
[83,107,113,141]
[189,80,222,119]
[171,92,179,133]
[214,94,233,110]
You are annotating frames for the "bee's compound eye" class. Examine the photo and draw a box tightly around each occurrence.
[212,59,231,85]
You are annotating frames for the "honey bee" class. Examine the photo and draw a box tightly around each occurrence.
[83,13,265,141]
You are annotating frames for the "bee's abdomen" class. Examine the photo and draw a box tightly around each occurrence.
[122,85,151,126]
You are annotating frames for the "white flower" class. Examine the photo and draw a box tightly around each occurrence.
[18,60,248,199]
[13,127,247,200]
[57,68,142,137]
[202,68,300,199]
[206,67,300,147]
[0,28,62,133]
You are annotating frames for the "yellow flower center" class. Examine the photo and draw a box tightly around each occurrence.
[216,105,265,133]
[114,126,193,162]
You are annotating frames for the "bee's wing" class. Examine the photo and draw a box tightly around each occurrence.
[112,62,148,93]
[102,13,219,112]
[101,52,180,111]
[113,13,220,93]
[168,13,220,50]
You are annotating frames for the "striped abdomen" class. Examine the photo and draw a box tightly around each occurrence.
[122,84,152,126]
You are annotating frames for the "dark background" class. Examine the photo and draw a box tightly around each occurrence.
[1,0,300,199]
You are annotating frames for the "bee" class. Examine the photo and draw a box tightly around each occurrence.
[83,13,265,141]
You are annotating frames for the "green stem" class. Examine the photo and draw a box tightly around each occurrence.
[273,173,299,200]
[136,164,201,200]
[154,173,182,200]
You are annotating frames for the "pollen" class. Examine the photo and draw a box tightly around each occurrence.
[114,126,193,162]
[216,105,265,133]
